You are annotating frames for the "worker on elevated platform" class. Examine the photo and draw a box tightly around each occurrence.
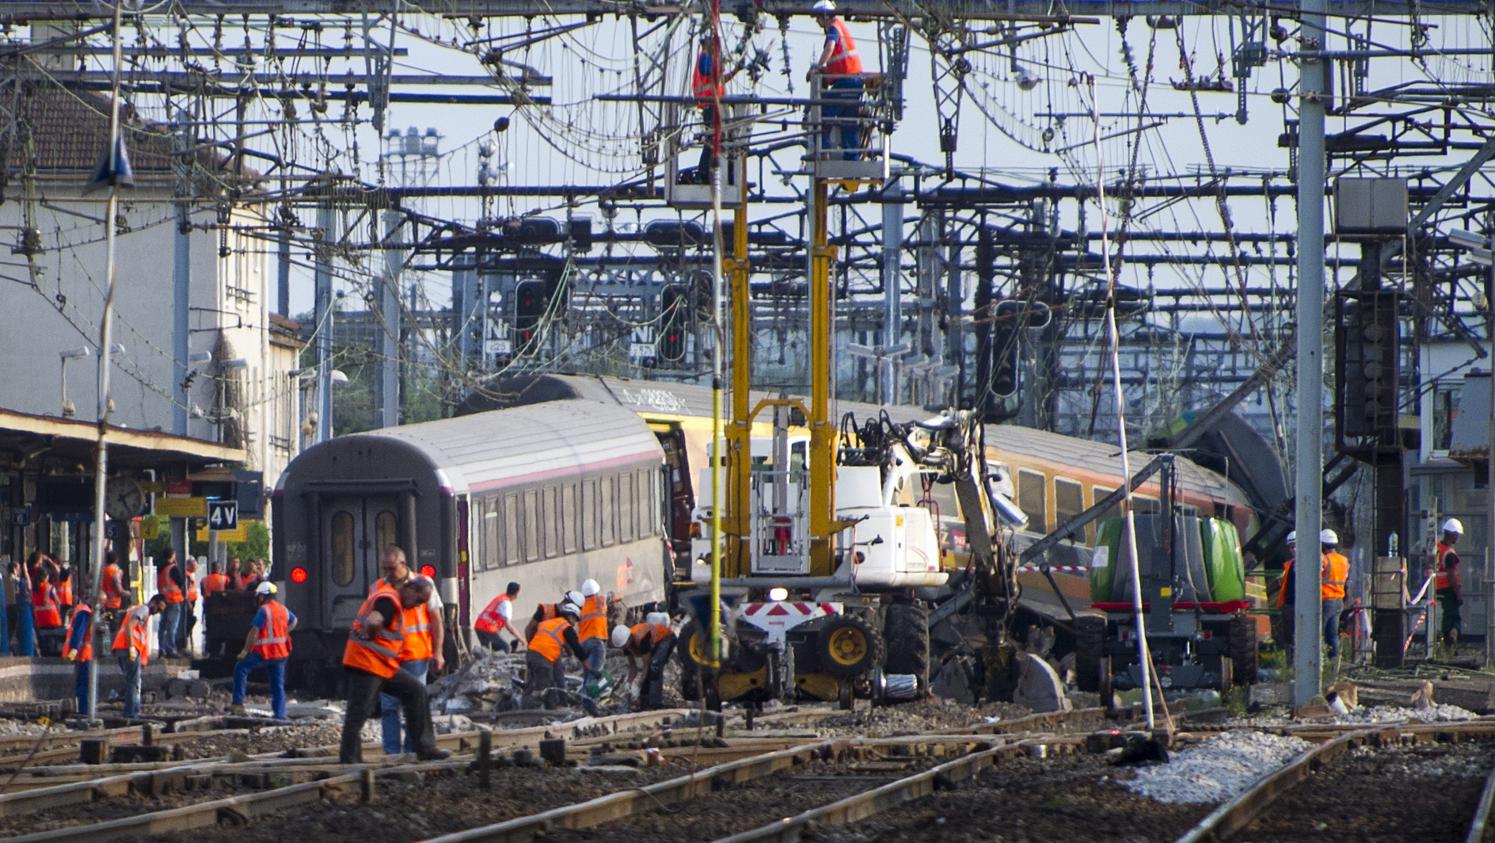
[99,552,126,616]
[202,562,230,596]
[32,569,63,656]
[690,30,740,184]
[156,549,186,659]
[808,0,864,161]
[1435,518,1464,647]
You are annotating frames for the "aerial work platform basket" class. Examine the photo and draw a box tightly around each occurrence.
[807,72,892,183]
[662,100,747,210]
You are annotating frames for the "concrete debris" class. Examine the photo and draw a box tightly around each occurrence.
[0,719,50,736]
[428,650,527,711]
[1124,731,1312,805]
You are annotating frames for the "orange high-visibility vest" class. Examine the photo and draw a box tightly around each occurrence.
[32,584,62,629]
[1275,558,1294,608]
[692,50,723,105]
[101,564,124,610]
[185,570,198,603]
[112,605,151,666]
[253,600,292,660]
[1435,542,1457,591]
[158,563,185,604]
[824,19,863,76]
[1320,552,1349,600]
[203,573,230,595]
[578,595,607,643]
[57,574,73,607]
[528,616,571,663]
[474,593,512,634]
[343,585,404,679]
[372,579,432,663]
[63,602,93,663]
[627,622,673,654]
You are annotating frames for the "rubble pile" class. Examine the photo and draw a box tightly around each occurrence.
[1124,731,1312,805]
[429,650,528,713]
[1338,703,1477,724]
[0,719,51,736]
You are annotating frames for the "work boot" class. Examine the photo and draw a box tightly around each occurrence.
[229,703,246,716]
[415,747,451,761]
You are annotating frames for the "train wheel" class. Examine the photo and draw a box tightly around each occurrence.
[816,615,883,678]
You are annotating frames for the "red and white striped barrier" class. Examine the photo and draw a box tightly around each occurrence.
[1016,565,1090,574]
[743,601,838,618]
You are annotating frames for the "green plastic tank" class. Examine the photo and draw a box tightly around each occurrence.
[1199,517,1247,602]
[1090,518,1122,602]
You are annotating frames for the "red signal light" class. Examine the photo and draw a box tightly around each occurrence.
[290,567,308,584]
[420,564,436,578]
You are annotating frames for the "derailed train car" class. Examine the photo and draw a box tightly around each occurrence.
[269,400,668,690]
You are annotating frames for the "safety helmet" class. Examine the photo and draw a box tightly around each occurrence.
[646,611,671,627]
[581,578,601,597]
[559,601,582,619]
[1285,530,1296,545]
[611,624,632,648]
[255,581,277,596]
[563,589,584,608]
[1443,517,1465,535]
[811,0,836,13]
[1319,528,1339,546]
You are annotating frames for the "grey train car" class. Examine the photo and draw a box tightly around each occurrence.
[270,399,669,689]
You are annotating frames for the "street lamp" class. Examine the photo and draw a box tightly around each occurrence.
[59,347,91,418]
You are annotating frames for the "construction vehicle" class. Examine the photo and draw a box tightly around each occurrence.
[669,70,1062,710]
[1075,455,1259,699]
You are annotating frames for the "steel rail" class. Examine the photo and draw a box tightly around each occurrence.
[1174,729,1379,843]
[1465,751,1495,843]
[422,740,844,843]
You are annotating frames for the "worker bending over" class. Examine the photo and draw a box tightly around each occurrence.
[525,589,584,640]
[611,612,676,710]
[474,581,523,652]
[112,595,165,720]
[374,546,445,756]
[340,578,449,764]
[526,600,587,707]
[232,582,296,720]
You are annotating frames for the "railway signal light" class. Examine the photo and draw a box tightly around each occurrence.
[420,564,436,578]
[989,301,1022,399]
[658,284,688,363]
[514,279,547,352]
[290,566,308,584]
[1335,289,1399,448]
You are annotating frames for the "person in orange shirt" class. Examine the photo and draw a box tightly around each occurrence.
[231,582,297,720]
[808,0,865,160]
[112,595,166,720]
[202,563,230,596]
[339,578,449,765]
[374,546,445,755]
[1319,529,1350,658]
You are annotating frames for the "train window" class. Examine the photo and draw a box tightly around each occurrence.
[582,479,598,550]
[1133,495,1161,514]
[524,489,540,562]
[503,493,519,565]
[483,498,500,571]
[1017,470,1048,532]
[1094,487,1121,527]
[331,511,355,587]
[601,475,617,547]
[1054,479,1085,542]
[375,510,397,565]
[544,486,560,558]
[563,483,579,554]
[620,473,636,543]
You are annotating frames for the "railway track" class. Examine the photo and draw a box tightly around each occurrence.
[1178,721,1495,843]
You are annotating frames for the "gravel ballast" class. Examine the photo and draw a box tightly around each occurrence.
[1124,731,1313,804]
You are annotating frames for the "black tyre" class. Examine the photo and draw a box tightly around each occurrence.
[884,603,930,691]
[1098,655,1114,711]
[815,614,884,678]
[1228,613,1258,686]
[1074,615,1107,694]
[1216,655,1234,696]
[677,619,708,701]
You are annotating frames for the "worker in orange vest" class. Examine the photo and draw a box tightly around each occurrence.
[55,557,74,612]
[577,579,610,695]
[232,582,297,720]
[1435,518,1465,647]
[180,560,200,656]
[611,612,676,709]
[526,601,586,708]
[99,552,126,615]
[474,581,523,652]
[31,571,63,656]
[112,595,165,720]
[374,546,445,755]
[1273,530,1296,652]
[688,31,740,184]
[525,589,584,641]
[808,0,865,161]
[155,549,187,659]
[202,562,230,596]
[62,599,94,715]
[339,578,450,764]
[1319,529,1350,659]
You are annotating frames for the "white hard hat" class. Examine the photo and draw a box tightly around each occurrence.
[1443,517,1465,535]
[581,578,601,597]
[1286,530,1296,545]
[811,0,836,13]
[611,624,632,648]
[1319,528,1339,546]
[559,601,582,618]
[563,589,584,607]
[255,581,277,596]
[646,611,671,627]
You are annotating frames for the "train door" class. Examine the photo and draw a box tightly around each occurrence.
[323,494,401,632]
[648,424,695,556]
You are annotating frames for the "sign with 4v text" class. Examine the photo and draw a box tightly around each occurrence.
[207,499,238,532]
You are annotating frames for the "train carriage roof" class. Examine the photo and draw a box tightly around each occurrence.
[285,399,663,496]
[470,374,1250,508]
